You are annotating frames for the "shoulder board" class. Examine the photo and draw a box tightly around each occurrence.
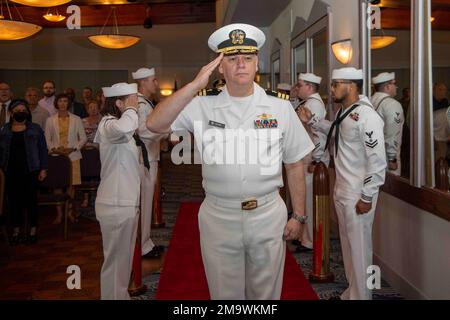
[265,89,290,100]
[197,88,221,97]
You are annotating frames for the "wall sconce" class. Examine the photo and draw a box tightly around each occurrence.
[331,39,353,65]
[160,89,173,97]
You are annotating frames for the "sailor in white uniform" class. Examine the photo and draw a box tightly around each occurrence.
[94,83,141,300]
[328,68,386,300]
[304,68,387,300]
[146,23,314,300]
[371,72,404,176]
[295,73,330,250]
[132,67,168,259]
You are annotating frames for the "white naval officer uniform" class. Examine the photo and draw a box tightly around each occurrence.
[137,92,168,255]
[171,83,314,299]
[94,83,141,300]
[319,91,386,300]
[298,92,330,249]
[371,91,404,176]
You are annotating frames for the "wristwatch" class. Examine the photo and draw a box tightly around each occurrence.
[291,213,308,225]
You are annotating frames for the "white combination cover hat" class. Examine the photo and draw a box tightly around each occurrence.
[208,23,266,55]
[132,67,155,80]
[102,83,138,98]
[277,83,292,91]
[332,67,364,80]
[298,73,322,84]
[372,72,395,84]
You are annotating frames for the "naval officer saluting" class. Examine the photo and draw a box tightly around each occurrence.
[147,23,314,300]
[94,82,142,300]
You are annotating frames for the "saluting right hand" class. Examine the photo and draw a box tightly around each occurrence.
[297,106,313,124]
[191,53,224,92]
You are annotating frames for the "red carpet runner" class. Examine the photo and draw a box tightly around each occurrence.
[156,202,318,300]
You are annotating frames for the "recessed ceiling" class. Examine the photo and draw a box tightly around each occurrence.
[4,0,216,28]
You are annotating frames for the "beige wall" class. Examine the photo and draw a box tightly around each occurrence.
[266,0,361,85]
[374,193,450,299]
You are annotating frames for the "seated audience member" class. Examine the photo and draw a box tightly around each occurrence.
[0,99,48,244]
[45,93,87,224]
[25,87,50,129]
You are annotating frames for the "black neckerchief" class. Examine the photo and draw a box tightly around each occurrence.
[325,103,360,157]
[133,133,150,171]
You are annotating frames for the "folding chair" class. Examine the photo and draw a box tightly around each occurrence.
[76,146,101,210]
[37,153,72,240]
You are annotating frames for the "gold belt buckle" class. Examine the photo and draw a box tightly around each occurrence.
[241,198,258,210]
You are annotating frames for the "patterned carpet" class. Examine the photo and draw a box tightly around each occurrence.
[128,152,403,300]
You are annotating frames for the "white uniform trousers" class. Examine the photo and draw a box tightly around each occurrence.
[334,188,378,300]
[199,192,287,300]
[140,161,158,255]
[299,170,314,249]
[96,204,139,300]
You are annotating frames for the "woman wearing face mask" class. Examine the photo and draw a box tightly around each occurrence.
[0,99,48,244]
[94,83,142,300]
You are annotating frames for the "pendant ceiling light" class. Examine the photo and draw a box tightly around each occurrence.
[9,0,71,7]
[88,6,140,49]
[0,0,42,40]
[371,35,397,49]
[43,7,65,22]
[371,27,397,50]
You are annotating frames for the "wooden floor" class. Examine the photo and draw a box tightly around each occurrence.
[0,206,164,300]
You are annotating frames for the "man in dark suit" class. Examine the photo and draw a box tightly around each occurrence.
[64,88,87,118]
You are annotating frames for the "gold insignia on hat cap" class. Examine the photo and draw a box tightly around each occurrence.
[208,23,266,55]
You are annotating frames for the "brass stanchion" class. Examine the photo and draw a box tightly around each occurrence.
[309,162,334,283]
[128,208,147,296]
[151,163,165,228]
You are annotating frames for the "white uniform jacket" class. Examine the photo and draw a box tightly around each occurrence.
[171,83,315,200]
[317,96,387,202]
[371,92,404,162]
[94,109,141,207]
[137,93,168,161]
[44,112,87,161]
[301,93,330,164]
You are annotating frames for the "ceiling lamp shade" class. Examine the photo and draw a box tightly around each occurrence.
[88,6,140,49]
[0,19,42,40]
[43,8,65,22]
[371,35,397,49]
[331,39,353,65]
[88,34,140,49]
[0,1,42,40]
[9,0,71,7]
